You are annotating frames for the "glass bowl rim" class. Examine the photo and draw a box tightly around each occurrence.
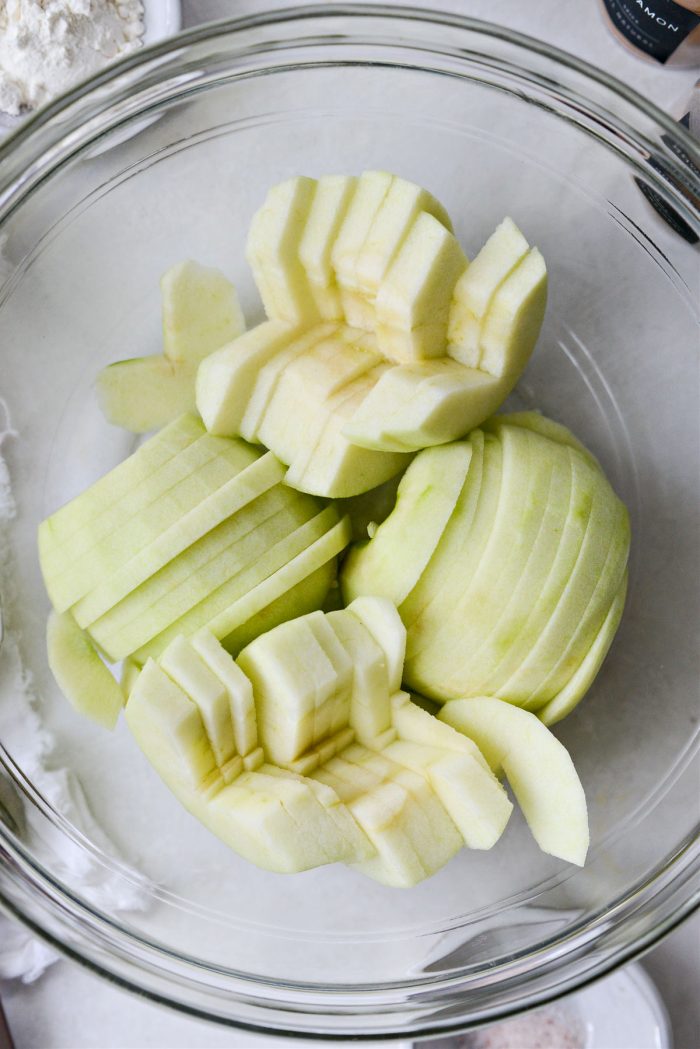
[0,3,698,1036]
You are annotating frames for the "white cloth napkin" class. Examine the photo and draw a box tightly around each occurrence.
[0,411,150,983]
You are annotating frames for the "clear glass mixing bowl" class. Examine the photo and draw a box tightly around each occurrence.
[0,5,698,1039]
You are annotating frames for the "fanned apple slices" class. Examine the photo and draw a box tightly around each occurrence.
[124,598,589,883]
[342,413,630,721]
[196,171,547,496]
[39,414,351,694]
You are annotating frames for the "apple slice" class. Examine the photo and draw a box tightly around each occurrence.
[405,425,538,683]
[238,614,338,765]
[356,748,463,873]
[73,451,285,627]
[342,359,502,453]
[217,563,335,659]
[97,357,197,434]
[89,489,320,659]
[133,510,350,663]
[45,438,258,612]
[404,435,503,691]
[341,441,473,607]
[261,763,374,861]
[375,212,468,362]
[478,248,547,378]
[190,629,258,757]
[47,611,124,730]
[497,465,629,706]
[538,571,628,726]
[440,698,589,865]
[159,635,238,772]
[448,217,529,367]
[161,260,246,365]
[299,175,357,319]
[245,176,319,323]
[444,437,573,695]
[331,170,394,327]
[38,413,203,554]
[284,366,411,498]
[195,320,303,436]
[255,329,383,466]
[305,612,354,737]
[384,738,512,850]
[475,446,597,697]
[354,176,452,302]
[390,691,488,770]
[345,596,406,693]
[239,324,339,442]
[396,429,484,626]
[42,431,253,589]
[522,501,630,709]
[326,610,393,746]
[126,659,222,795]
[126,505,345,662]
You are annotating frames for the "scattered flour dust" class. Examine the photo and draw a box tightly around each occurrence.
[0,0,144,116]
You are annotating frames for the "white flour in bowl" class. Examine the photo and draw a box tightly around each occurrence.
[0,0,144,116]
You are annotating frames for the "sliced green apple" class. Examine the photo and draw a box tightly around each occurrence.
[522,502,630,708]
[89,488,319,659]
[238,614,338,765]
[375,212,468,362]
[161,260,246,365]
[345,595,406,693]
[443,436,573,695]
[496,465,629,706]
[538,571,627,726]
[404,435,503,694]
[405,425,538,681]
[299,175,357,319]
[331,170,393,327]
[255,329,382,466]
[478,247,547,379]
[47,611,124,730]
[384,738,512,850]
[326,610,393,746]
[73,451,285,627]
[440,698,589,865]
[46,438,259,613]
[189,628,258,756]
[134,509,349,662]
[337,472,403,541]
[159,635,238,772]
[245,176,319,323]
[341,441,473,606]
[354,176,452,302]
[342,359,501,453]
[195,320,303,436]
[284,366,411,498]
[38,413,203,554]
[448,217,529,367]
[238,324,338,443]
[216,563,335,658]
[475,446,597,697]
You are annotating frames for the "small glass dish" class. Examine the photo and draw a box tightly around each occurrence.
[0,5,697,1039]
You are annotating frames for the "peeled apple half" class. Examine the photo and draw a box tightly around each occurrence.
[196,171,547,495]
[342,413,630,719]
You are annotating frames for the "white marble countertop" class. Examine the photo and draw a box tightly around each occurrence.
[1,1,698,1047]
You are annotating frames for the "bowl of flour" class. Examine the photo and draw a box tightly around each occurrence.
[0,0,181,128]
